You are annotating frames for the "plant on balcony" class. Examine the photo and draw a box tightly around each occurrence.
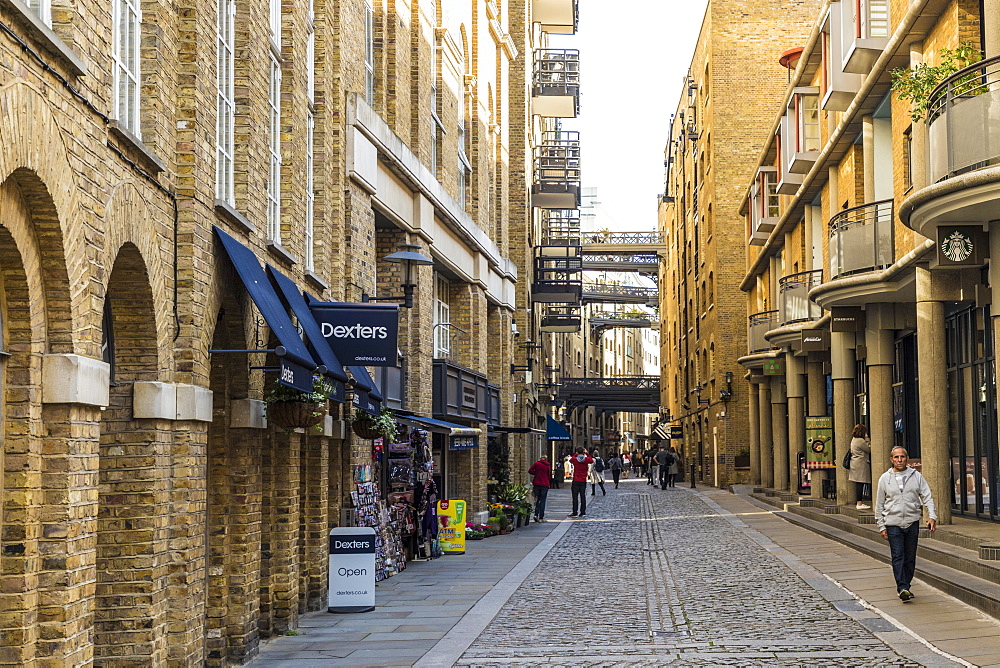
[264,376,334,430]
[351,406,399,441]
[891,42,982,122]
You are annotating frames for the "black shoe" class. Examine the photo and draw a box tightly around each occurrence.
[602,490,606,495]
[899,590,913,601]
[569,513,578,517]
[578,513,586,517]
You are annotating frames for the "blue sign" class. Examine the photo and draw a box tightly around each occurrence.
[449,436,478,450]
[279,357,313,394]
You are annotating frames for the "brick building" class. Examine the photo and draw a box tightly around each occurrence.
[659,0,820,487]
[0,0,571,662]
[737,0,1000,524]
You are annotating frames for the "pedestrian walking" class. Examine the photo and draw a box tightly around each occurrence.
[849,424,872,509]
[563,453,573,482]
[874,447,937,602]
[621,452,631,479]
[654,445,672,490]
[567,447,593,517]
[632,450,643,478]
[666,446,680,487]
[645,446,658,485]
[552,456,563,489]
[608,452,624,488]
[589,449,607,496]
[528,455,552,522]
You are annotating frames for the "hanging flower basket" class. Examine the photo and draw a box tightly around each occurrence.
[352,419,382,440]
[267,401,324,430]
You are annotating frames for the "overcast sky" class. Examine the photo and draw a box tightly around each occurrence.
[550,0,710,232]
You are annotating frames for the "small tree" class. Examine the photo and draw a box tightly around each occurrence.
[891,42,983,123]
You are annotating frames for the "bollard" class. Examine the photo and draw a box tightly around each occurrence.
[690,462,696,489]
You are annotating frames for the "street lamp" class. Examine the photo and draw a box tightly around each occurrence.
[362,243,434,308]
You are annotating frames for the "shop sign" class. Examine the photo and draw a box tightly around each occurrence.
[328,526,376,613]
[279,357,313,393]
[799,330,829,352]
[590,434,602,442]
[449,436,478,450]
[310,302,399,366]
[933,225,987,268]
[669,425,683,439]
[763,358,784,375]
[805,416,834,469]
[437,500,466,554]
[830,307,864,332]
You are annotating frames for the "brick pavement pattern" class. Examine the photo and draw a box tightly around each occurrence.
[460,485,922,666]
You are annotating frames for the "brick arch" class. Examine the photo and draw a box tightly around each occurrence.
[103,180,172,377]
[0,81,87,355]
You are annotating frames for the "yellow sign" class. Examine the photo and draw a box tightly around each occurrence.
[436,499,466,555]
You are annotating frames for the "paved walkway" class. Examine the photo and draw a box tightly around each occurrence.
[253,478,1000,667]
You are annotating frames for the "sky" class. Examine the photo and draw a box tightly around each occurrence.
[549,0,711,233]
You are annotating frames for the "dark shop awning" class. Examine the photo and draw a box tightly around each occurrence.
[266,265,349,384]
[347,365,382,416]
[213,226,316,391]
[406,415,481,437]
[546,415,573,441]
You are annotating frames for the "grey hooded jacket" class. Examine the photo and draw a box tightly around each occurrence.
[874,466,937,532]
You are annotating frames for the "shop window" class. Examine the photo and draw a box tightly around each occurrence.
[903,126,913,191]
[216,0,235,204]
[113,0,141,136]
[892,333,920,458]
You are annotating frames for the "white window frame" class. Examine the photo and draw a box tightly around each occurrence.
[267,55,282,244]
[305,112,315,272]
[434,275,450,359]
[112,0,142,136]
[25,0,51,26]
[269,0,281,46]
[216,0,235,204]
[795,93,821,153]
[364,0,374,104]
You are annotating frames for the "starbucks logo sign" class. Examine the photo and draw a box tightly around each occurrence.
[941,230,974,263]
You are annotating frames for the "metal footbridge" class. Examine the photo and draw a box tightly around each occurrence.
[556,376,660,412]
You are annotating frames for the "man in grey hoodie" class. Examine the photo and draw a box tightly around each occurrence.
[874,447,937,602]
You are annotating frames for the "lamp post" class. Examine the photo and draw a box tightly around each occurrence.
[362,243,434,308]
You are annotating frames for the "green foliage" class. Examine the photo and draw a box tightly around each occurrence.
[891,42,983,122]
[264,375,335,405]
[353,406,399,441]
[494,483,530,505]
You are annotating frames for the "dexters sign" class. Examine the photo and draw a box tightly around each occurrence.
[328,526,376,613]
[310,302,399,366]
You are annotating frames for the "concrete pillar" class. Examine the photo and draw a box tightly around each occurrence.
[990,227,1000,515]
[786,353,806,493]
[985,0,1000,59]
[748,379,761,485]
[862,114,875,202]
[916,267,952,524]
[831,330,857,506]
[865,305,896,483]
[771,377,789,491]
[759,380,774,488]
[807,353,827,498]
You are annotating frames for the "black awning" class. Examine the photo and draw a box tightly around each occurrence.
[347,365,382,415]
[266,265,349,384]
[488,426,546,435]
[213,226,316,391]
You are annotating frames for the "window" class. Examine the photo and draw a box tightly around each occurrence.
[25,0,51,26]
[113,0,141,136]
[796,94,820,152]
[269,0,281,44]
[903,126,913,191]
[430,83,441,176]
[364,0,374,104]
[216,0,235,204]
[434,275,450,358]
[858,0,889,39]
[305,113,315,272]
[458,122,471,210]
[266,55,282,243]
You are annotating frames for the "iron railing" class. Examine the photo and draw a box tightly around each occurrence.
[927,54,1000,182]
[533,49,580,92]
[534,131,581,190]
[778,269,823,325]
[748,310,779,354]
[560,376,659,390]
[581,283,659,304]
[582,231,665,245]
[828,199,894,279]
[541,209,582,246]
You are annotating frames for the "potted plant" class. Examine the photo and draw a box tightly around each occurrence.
[734,448,751,469]
[352,406,399,441]
[515,499,534,526]
[264,376,334,430]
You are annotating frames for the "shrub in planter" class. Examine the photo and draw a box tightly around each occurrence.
[264,376,334,430]
[352,407,399,441]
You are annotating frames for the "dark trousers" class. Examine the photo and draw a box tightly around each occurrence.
[533,484,549,519]
[886,522,920,592]
[611,469,621,487]
[667,473,677,487]
[551,474,561,489]
[659,465,669,489]
[571,481,587,515]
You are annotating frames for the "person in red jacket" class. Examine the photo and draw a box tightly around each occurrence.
[527,456,552,522]
[567,446,594,517]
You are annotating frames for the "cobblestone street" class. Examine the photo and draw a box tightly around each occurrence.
[257,480,1000,667]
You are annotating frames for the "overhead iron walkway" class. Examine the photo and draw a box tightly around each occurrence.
[556,376,660,412]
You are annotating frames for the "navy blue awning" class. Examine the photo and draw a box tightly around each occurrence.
[213,226,316,391]
[406,415,481,437]
[347,365,382,416]
[546,415,572,441]
[266,265,349,384]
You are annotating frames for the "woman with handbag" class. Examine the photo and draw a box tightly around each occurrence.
[849,424,872,509]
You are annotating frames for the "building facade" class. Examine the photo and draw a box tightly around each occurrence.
[738,0,1000,522]
[0,0,574,662]
[659,0,820,487]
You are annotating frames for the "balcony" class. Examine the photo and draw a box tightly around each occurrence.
[532,0,578,34]
[749,167,778,246]
[532,131,581,209]
[778,270,823,325]
[748,310,779,354]
[927,55,1000,183]
[828,199,894,279]
[821,4,864,111]
[783,90,821,174]
[540,305,582,333]
[840,0,889,74]
[531,253,582,304]
[541,209,581,246]
[532,49,580,118]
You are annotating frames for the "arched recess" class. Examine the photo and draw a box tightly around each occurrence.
[94,243,168,664]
